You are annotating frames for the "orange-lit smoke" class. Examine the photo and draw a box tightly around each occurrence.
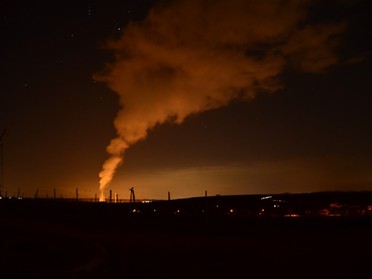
[95,0,344,200]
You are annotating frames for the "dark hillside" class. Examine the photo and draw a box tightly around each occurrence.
[1,192,372,278]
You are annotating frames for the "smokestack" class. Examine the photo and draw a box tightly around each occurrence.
[109,189,112,203]
[76,188,79,201]
[95,0,344,195]
[0,129,8,194]
[53,188,56,199]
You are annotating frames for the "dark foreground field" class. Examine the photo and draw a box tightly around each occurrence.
[1,200,372,278]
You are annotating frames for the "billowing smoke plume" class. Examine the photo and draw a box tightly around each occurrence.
[94,0,344,201]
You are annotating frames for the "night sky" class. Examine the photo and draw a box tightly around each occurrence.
[1,0,371,200]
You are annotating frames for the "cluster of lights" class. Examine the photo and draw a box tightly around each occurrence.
[0,196,23,200]
[141,200,152,204]
[285,214,300,217]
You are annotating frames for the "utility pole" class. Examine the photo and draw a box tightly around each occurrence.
[0,129,8,196]
[205,190,208,225]
[129,187,136,212]
[130,187,136,203]
[168,191,171,214]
